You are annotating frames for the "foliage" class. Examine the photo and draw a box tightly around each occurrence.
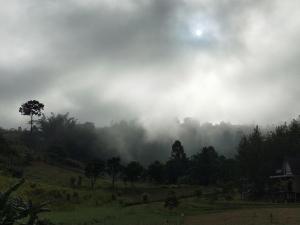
[106,157,121,189]
[124,161,144,185]
[165,140,189,184]
[19,100,44,133]
[0,179,52,225]
[171,140,187,161]
[164,191,179,210]
[147,161,164,183]
[236,119,300,198]
[141,193,149,203]
[85,160,105,189]
[38,113,98,161]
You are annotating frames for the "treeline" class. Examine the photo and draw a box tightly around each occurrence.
[82,142,238,190]
[84,115,300,194]
[237,118,300,198]
[0,113,254,166]
[1,100,300,198]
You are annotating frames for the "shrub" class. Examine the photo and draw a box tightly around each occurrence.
[195,189,202,198]
[0,179,54,225]
[66,193,71,201]
[7,167,24,178]
[141,193,149,203]
[111,194,117,201]
[164,191,179,210]
[77,176,82,187]
[70,177,76,188]
[48,190,63,200]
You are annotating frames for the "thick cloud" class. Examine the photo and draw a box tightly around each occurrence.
[0,0,299,129]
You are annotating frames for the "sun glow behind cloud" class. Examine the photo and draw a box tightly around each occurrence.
[0,0,300,129]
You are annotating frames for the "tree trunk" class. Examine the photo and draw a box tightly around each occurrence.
[30,114,33,133]
[91,177,96,190]
[112,174,115,190]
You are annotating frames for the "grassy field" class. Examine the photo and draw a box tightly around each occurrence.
[185,207,300,225]
[2,162,300,225]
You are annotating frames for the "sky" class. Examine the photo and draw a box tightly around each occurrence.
[1,0,300,129]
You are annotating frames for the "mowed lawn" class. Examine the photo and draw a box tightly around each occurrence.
[185,208,300,225]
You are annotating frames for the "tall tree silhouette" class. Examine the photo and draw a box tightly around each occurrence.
[19,100,44,133]
[124,161,144,186]
[85,160,105,189]
[166,140,188,183]
[147,160,164,183]
[171,140,187,160]
[106,157,121,189]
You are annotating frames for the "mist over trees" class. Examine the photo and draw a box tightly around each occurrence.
[95,118,256,164]
[1,102,300,200]
[1,112,258,165]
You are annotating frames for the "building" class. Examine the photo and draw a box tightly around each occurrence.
[270,158,300,202]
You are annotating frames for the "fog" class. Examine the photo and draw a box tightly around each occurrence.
[1,0,299,135]
[95,118,257,164]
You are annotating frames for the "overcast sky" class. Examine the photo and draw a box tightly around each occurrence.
[1,0,299,129]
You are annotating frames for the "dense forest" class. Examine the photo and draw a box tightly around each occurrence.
[1,113,255,164]
[1,101,300,199]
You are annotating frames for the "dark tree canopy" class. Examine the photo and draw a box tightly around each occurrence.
[106,157,121,189]
[124,161,144,185]
[165,140,188,184]
[147,160,164,183]
[171,140,187,161]
[38,113,97,161]
[190,146,220,185]
[19,100,44,133]
[85,160,105,189]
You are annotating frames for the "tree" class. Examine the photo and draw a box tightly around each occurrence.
[106,157,121,189]
[85,160,105,189]
[147,161,164,183]
[236,126,267,197]
[165,140,188,184]
[190,146,220,185]
[124,161,144,186]
[19,100,44,133]
[0,133,9,156]
[171,140,187,161]
[38,113,97,160]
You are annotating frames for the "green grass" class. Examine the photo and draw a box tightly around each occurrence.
[43,203,184,225]
[3,162,300,225]
[42,197,300,225]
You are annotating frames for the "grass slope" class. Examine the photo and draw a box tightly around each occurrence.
[2,162,300,225]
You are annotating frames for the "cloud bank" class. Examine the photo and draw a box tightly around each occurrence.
[0,0,300,129]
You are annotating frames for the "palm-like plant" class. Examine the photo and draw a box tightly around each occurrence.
[0,179,53,225]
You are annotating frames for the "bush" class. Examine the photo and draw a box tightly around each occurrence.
[141,193,149,203]
[111,194,117,201]
[70,177,76,188]
[48,190,63,200]
[0,179,54,225]
[164,191,179,210]
[177,175,192,184]
[77,176,82,187]
[195,189,202,198]
[206,188,222,204]
[7,167,24,178]
[36,219,56,225]
[73,192,80,203]
[66,193,71,201]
